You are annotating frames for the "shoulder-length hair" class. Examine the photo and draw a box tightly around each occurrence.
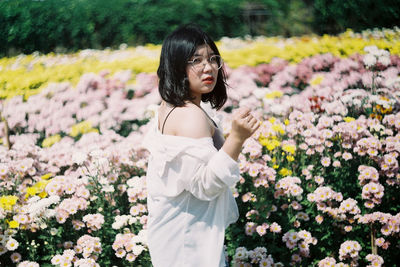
[157,24,227,110]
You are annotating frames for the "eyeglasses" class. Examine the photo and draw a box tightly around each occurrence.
[187,55,224,70]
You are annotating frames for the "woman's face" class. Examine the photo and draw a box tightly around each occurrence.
[186,44,219,103]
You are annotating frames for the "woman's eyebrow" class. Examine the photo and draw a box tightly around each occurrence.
[193,52,216,57]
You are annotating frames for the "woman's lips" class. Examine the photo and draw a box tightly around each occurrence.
[202,77,214,84]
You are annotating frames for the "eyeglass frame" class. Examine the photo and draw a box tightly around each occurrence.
[187,55,224,70]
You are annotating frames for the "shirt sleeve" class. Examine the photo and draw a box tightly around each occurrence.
[185,149,240,201]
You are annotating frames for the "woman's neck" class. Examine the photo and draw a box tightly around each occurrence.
[190,95,201,107]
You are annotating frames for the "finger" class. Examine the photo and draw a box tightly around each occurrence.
[249,117,259,127]
[237,107,251,118]
[251,121,260,132]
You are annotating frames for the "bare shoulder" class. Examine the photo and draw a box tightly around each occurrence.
[164,103,213,138]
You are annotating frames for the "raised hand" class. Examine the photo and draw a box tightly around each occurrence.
[230,107,260,141]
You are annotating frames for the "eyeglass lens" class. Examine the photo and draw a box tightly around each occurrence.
[190,55,223,69]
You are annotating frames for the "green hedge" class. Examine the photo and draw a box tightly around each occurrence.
[313,0,400,34]
[1,0,399,56]
[0,0,246,56]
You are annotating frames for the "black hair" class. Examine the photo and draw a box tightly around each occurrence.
[157,24,228,110]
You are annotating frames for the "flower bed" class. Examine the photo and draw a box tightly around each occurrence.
[1,27,399,100]
[0,28,400,266]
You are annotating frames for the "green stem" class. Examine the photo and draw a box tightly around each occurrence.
[370,224,377,255]
[0,111,11,149]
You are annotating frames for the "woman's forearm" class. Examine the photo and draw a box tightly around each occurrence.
[221,133,246,161]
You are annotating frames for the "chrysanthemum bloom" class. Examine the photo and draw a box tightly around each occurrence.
[16,261,40,267]
[245,222,257,235]
[83,213,105,231]
[270,222,282,233]
[342,152,353,161]
[315,215,324,224]
[256,225,268,236]
[6,237,19,251]
[366,253,384,267]
[318,257,336,267]
[11,252,22,263]
[375,237,385,247]
[320,157,331,167]
[126,253,137,262]
[339,240,361,261]
[344,226,352,232]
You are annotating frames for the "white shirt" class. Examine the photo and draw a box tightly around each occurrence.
[142,107,240,267]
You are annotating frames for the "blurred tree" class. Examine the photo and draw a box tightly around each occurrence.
[313,0,400,34]
[0,0,399,56]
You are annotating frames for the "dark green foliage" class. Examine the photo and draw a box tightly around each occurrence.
[313,0,400,34]
[0,0,399,57]
[0,0,246,56]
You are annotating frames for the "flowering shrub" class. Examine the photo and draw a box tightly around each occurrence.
[1,27,400,100]
[0,76,153,265]
[1,28,400,266]
[225,45,400,266]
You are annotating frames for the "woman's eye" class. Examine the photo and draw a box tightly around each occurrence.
[210,56,218,63]
[192,58,202,64]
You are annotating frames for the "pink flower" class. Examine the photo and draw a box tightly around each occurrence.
[245,222,257,235]
[320,157,331,167]
[11,252,22,263]
[315,215,324,224]
[375,237,385,247]
[83,213,105,231]
[269,222,282,233]
[339,240,361,261]
[256,224,268,236]
[366,253,384,267]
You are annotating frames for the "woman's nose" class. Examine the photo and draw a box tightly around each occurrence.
[202,59,213,72]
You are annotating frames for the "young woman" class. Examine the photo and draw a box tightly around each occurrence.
[143,24,259,267]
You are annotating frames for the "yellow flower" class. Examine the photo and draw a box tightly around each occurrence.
[343,117,355,122]
[0,195,18,210]
[26,187,38,197]
[268,117,276,124]
[265,139,281,151]
[265,90,283,99]
[8,220,19,229]
[41,173,53,180]
[286,155,295,162]
[279,168,292,176]
[42,134,61,148]
[273,165,280,169]
[310,74,324,86]
[272,124,285,135]
[284,119,290,125]
[282,144,296,154]
[38,191,48,199]
[69,121,98,137]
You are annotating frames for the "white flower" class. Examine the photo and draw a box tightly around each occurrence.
[364,45,379,54]
[253,88,268,99]
[25,195,60,219]
[378,55,391,66]
[102,185,115,193]
[353,99,362,107]
[128,216,138,225]
[112,215,130,229]
[145,104,159,118]
[363,54,376,67]
[6,237,19,251]
[131,244,145,256]
[89,149,106,159]
[72,151,88,165]
[234,247,248,260]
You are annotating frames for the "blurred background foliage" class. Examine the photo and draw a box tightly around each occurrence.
[0,0,399,56]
